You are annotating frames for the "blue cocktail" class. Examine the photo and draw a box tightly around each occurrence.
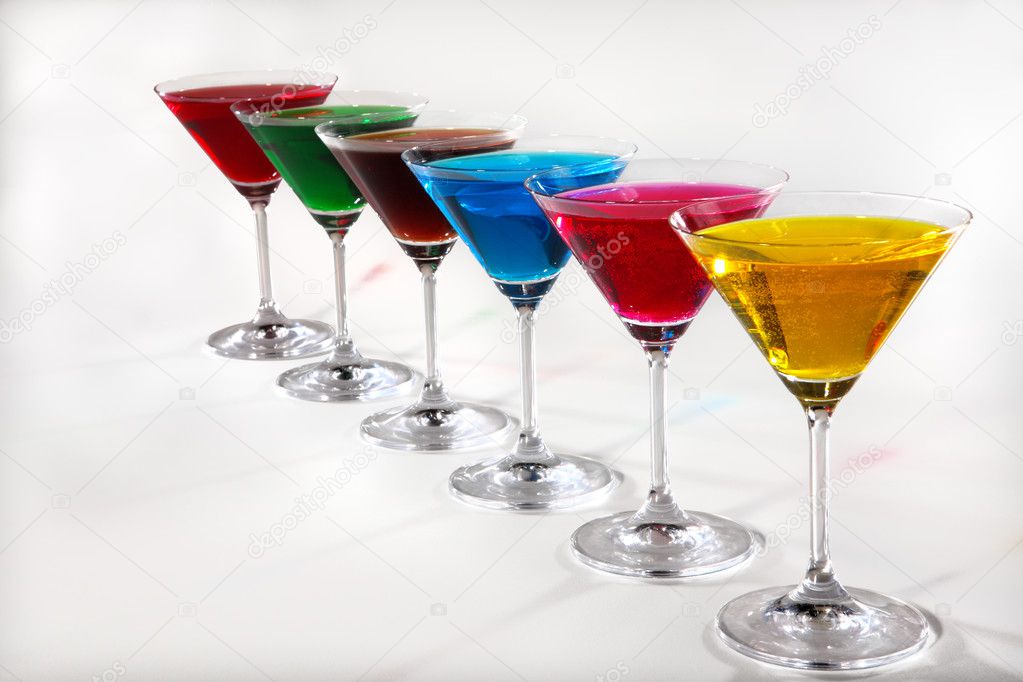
[420,150,614,283]
[404,136,635,509]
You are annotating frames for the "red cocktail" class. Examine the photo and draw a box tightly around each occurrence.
[527,158,787,577]
[154,71,337,359]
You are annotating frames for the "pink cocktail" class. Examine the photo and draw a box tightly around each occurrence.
[527,158,787,578]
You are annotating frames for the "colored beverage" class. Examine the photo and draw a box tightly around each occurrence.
[240,105,417,229]
[329,128,515,247]
[535,181,763,340]
[685,215,955,385]
[415,150,620,283]
[159,83,332,191]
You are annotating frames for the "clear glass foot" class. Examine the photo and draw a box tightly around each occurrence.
[360,380,515,451]
[205,301,334,360]
[571,492,755,578]
[716,584,929,670]
[276,340,419,402]
[449,433,618,510]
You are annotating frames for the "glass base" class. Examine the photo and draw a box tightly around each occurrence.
[716,585,929,670]
[449,452,619,510]
[206,302,334,360]
[571,506,756,578]
[360,394,515,451]
[276,344,420,402]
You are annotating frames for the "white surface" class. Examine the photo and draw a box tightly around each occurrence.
[2,0,1022,679]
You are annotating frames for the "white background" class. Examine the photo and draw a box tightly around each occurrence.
[1,0,1022,679]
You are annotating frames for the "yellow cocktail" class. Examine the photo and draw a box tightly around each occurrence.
[672,192,970,671]
[689,215,955,403]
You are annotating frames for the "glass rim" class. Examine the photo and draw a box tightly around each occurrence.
[670,190,973,248]
[525,157,789,205]
[403,134,637,175]
[154,69,338,102]
[230,89,428,126]
[314,109,527,145]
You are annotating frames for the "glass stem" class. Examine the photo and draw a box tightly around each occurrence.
[253,201,274,306]
[794,406,848,602]
[641,349,681,517]
[329,231,352,347]
[510,305,553,463]
[419,264,445,402]
[517,305,539,439]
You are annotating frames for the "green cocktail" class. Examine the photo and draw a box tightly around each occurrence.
[233,91,428,401]
[240,103,418,229]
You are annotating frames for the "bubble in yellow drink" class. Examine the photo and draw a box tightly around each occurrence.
[685,215,956,403]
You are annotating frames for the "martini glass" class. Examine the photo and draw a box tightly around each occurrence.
[405,136,636,509]
[155,70,337,360]
[673,192,970,669]
[233,91,428,401]
[528,158,786,570]
[316,112,525,450]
